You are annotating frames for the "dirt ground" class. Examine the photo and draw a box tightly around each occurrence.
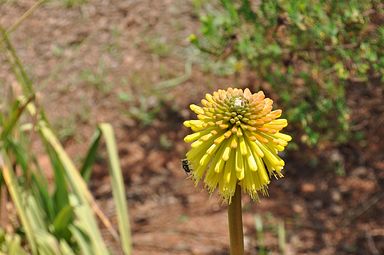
[1,1,384,254]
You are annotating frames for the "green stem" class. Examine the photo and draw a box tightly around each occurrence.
[228,184,244,255]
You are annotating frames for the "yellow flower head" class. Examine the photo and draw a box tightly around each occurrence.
[183,88,292,203]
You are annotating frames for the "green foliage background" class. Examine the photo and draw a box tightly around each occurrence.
[192,0,384,146]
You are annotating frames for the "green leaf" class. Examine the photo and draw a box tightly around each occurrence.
[80,130,102,182]
[99,123,132,255]
[0,96,34,143]
[42,140,70,215]
[52,205,74,238]
[0,152,37,254]
[221,0,239,23]
[70,226,93,255]
[30,168,55,222]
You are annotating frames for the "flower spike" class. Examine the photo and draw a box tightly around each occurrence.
[184,88,291,203]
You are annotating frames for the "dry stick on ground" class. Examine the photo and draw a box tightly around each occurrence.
[366,232,380,255]
[6,0,47,34]
[342,192,384,227]
[0,186,7,228]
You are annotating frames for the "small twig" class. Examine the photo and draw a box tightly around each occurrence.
[0,184,8,228]
[291,42,360,53]
[342,192,384,227]
[91,202,120,241]
[366,232,380,255]
[370,229,384,236]
[7,0,47,34]
[155,61,192,91]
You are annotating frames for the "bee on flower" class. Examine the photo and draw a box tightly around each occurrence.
[183,88,292,203]
[181,158,192,175]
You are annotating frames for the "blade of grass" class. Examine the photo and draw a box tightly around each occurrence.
[0,185,7,230]
[278,220,286,255]
[0,151,37,254]
[26,194,47,231]
[42,137,70,217]
[99,123,132,255]
[59,240,76,255]
[0,27,34,97]
[70,226,93,255]
[254,214,267,255]
[35,231,62,255]
[0,95,34,142]
[52,205,73,237]
[7,139,30,179]
[30,173,55,223]
[80,130,102,182]
[5,234,28,255]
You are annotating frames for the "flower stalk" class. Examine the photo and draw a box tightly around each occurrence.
[183,87,292,254]
[228,184,244,255]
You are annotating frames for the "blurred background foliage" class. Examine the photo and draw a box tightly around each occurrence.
[191,0,384,146]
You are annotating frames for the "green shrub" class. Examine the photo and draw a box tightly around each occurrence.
[192,0,384,146]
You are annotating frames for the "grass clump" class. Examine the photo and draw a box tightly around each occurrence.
[0,27,132,255]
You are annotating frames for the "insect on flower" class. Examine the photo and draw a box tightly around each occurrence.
[181,158,192,174]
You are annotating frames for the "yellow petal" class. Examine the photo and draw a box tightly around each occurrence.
[235,149,243,172]
[205,93,214,103]
[236,168,245,180]
[222,146,231,161]
[184,132,202,143]
[207,143,218,155]
[214,158,225,173]
[267,118,287,126]
[191,140,203,148]
[256,140,280,167]
[255,156,269,184]
[274,132,292,141]
[247,153,257,171]
[190,104,205,115]
[230,136,238,149]
[248,140,264,157]
[214,135,226,144]
[239,137,248,156]
[201,133,214,141]
[199,153,211,167]
[224,130,232,138]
